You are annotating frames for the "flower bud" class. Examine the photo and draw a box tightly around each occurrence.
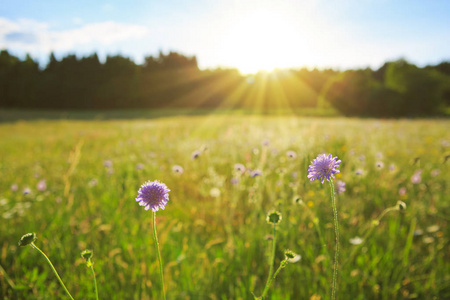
[266,211,282,225]
[396,200,407,211]
[81,249,93,260]
[18,233,37,247]
[284,249,301,263]
[81,249,93,267]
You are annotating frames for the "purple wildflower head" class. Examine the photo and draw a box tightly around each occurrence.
[375,161,384,169]
[136,180,170,212]
[286,150,297,159]
[37,180,47,191]
[411,170,422,184]
[234,163,246,173]
[336,180,346,194]
[172,165,184,174]
[250,169,262,177]
[307,154,341,184]
[398,187,407,196]
[191,150,201,160]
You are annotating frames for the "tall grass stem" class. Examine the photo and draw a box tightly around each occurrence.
[30,243,75,300]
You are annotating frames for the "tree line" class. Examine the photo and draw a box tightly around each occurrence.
[0,49,449,116]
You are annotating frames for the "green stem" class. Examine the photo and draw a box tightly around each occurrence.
[329,180,339,300]
[261,224,276,299]
[261,260,288,299]
[153,211,166,300]
[30,243,75,300]
[89,264,99,300]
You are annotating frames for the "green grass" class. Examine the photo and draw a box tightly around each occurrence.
[0,110,449,299]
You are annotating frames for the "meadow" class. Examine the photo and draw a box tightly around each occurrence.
[0,110,449,299]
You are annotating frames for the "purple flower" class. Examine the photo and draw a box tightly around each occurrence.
[336,180,346,194]
[230,177,239,184]
[250,169,262,177]
[307,154,341,184]
[191,150,201,160]
[172,165,184,174]
[37,180,47,191]
[398,187,407,196]
[234,163,246,173]
[103,160,113,168]
[136,180,170,212]
[11,184,18,192]
[411,170,422,184]
[375,161,384,169]
[136,163,145,170]
[286,150,297,159]
[23,188,31,195]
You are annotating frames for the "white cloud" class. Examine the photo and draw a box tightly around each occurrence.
[0,17,148,55]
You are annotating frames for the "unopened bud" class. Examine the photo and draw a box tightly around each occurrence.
[81,249,93,261]
[266,211,282,225]
[81,249,93,267]
[396,200,407,211]
[284,249,301,263]
[18,233,37,247]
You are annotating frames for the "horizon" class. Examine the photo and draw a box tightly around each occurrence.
[1,0,449,74]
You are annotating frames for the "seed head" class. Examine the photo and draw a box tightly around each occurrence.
[81,249,93,267]
[284,250,301,263]
[266,210,282,225]
[81,249,93,260]
[396,200,407,211]
[18,233,37,247]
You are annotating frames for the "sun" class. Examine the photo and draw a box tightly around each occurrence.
[221,10,308,74]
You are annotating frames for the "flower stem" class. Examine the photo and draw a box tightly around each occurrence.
[263,259,288,299]
[329,180,340,300]
[153,211,166,300]
[30,243,75,300]
[89,264,99,300]
[261,224,277,299]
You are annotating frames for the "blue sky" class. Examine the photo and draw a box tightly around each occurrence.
[1,0,449,73]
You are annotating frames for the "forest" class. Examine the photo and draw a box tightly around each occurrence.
[1,49,449,116]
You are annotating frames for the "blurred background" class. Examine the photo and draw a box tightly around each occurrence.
[0,0,449,116]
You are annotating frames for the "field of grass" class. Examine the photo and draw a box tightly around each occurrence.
[0,110,449,299]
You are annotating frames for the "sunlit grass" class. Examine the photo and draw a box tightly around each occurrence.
[0,111,448,299]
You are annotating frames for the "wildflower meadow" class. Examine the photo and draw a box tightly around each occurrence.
[0,111,449,299]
